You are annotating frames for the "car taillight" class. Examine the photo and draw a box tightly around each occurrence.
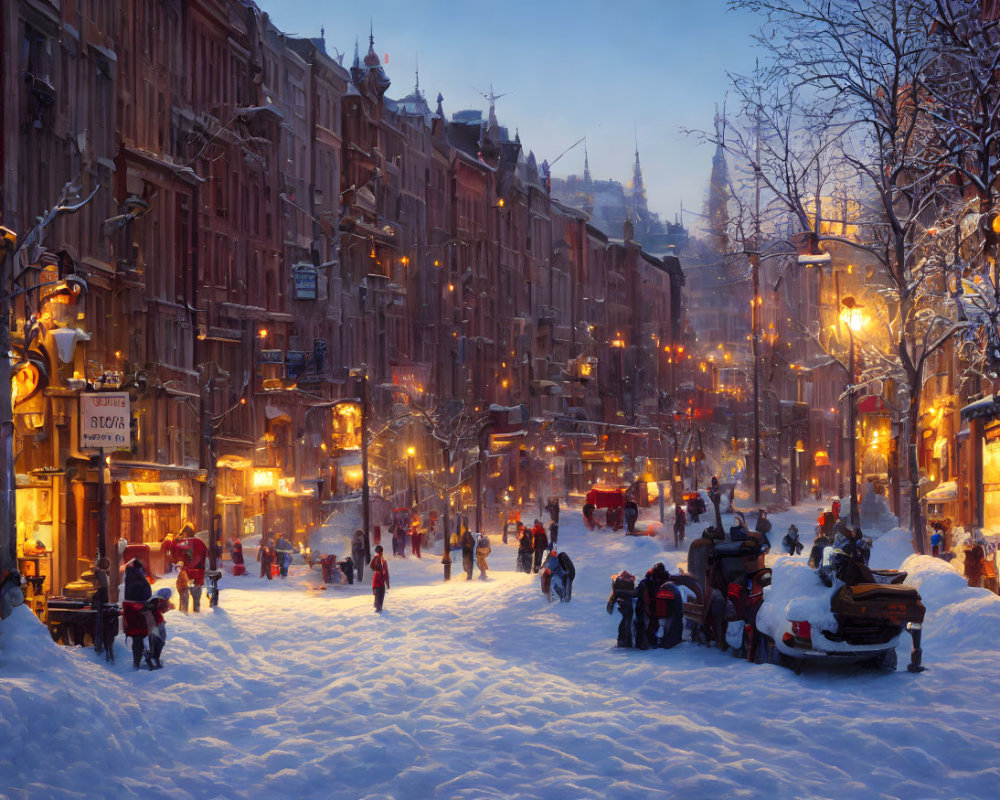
[791,620,812,641]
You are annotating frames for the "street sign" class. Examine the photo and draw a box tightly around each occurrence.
[80,392,131,450]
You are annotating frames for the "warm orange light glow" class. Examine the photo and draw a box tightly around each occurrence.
[258,328,268,339]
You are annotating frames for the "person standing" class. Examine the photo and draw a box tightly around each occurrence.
[274,532,294,578]
[231,537,246,576]
[175,562,190,612]
[475,531,491,580]
[531,520,548,574]
[122,558,153,669]
[351,529,366,582]
[410,518,422,558]
[370,545,390,613]
[257,532,274,579]
[460,527,476,580]
[516,523,533,573]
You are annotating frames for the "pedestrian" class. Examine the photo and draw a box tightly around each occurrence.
[673,504,686,548]
[557,551,576,602]
[831,496,842,521]
[460,527,476,580]
[475,531,491,580]
[257,532,274,579]
[92,556,111,657]
[531,520,548,573]
[410,518,422,558]
[231,536,246,576]
[624,500,639,533]
[370,545,390,613]
[393,522,407,558]
[549,520,559,547]
[146,587,173,669]
[168,525,207,610]
[545,497,560,524]
[753,509,772,553]
[274,532,294,578]
[122,558,153,670]
[809,526,832,569]
[351,529,366,582]
[516,522,533,573]
[781,525,803,556]
[541,548,563,601]
[175,562,190,612]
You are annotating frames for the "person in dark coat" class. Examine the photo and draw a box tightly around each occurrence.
[557,551,576,602]
[231,537,246,576]
[122,558,153,669]
[809,527,832,569]
[351,529,366,582]
[531,520,548,573]
[545,497,560,524]
[257,532,274,579]
[673,505,686,548]
[781,525,804,556]
[460,528,476,580]
[516,523,533,573]
[624,500,639,534]
[634,563,669,650]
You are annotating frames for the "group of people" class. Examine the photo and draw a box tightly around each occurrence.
[122,558,173,670]
[606,562,695,650]
[515,520,551,574]
[255,531,296,580]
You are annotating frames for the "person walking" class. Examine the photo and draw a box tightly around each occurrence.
[475,531,491,580]
[673,504,686,548]
[531,520,548,574]
[370,545,390,613]
[274,532,295,578]
[351,529,366,583]
[460,528,476,580]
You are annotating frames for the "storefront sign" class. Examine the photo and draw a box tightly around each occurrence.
[293,265,318,300]
[259,349,285,364]
[80,392,131,450]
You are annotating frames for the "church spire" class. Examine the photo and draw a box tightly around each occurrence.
[707,105,732,255]
[632,135,647,225]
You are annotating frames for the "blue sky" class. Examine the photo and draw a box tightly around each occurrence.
[262,0,762,232]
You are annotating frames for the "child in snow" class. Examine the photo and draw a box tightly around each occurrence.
[781,525,803,556]
[175,562,190,612]
[146,587,174,669]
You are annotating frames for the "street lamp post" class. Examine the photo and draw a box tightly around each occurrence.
[842,296,862,527]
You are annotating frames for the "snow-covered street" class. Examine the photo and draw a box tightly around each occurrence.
[3,502,1000,800]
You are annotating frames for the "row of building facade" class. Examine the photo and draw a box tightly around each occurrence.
[1,0,687,600]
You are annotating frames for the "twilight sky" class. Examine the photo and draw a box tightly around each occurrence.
[262,0,762,233]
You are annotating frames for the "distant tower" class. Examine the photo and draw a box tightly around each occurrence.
[706,107,731,255]
[631,139,648,227]
[583,144,594,216]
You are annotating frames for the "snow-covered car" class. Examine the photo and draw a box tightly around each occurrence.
[754,548,926,673]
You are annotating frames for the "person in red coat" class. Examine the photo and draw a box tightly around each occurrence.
[164,527,208,611]
[410,519,422,558]
[370,545,390,613]
[122,559,155,669]
[231,537,246,576]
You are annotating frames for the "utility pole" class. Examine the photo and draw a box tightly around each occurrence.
[0,236,16,581]
[751,104,762,507]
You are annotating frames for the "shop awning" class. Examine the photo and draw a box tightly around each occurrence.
[923,481,957,502]
[265,404,291,424]
[120,494,194,506]
[217,455,253,469]
[961,396,1000,421]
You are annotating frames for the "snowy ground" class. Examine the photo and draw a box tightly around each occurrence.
[2,501,1000,800]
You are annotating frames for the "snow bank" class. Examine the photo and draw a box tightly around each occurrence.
[756,555,839,637]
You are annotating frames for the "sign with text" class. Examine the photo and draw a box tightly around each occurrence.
[80,392,131,450]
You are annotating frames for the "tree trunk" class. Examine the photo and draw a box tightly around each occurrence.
[907,380,925,554]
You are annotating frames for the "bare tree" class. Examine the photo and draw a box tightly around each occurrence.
[731,0,973,550]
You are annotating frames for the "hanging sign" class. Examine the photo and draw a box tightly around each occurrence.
[80,392,131,450]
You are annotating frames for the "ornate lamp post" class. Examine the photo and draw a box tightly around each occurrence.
[841,296,864,526]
